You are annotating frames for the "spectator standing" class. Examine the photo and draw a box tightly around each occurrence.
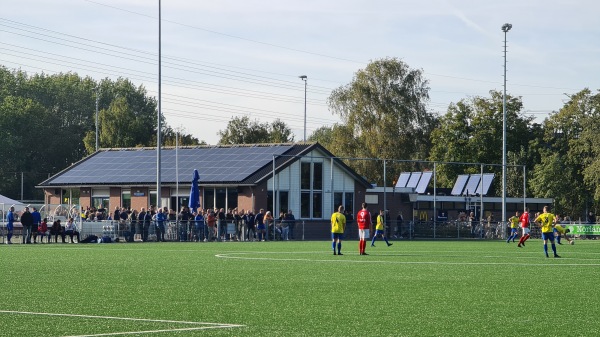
[138,208,148,242]
[20,207,34,244]
[264,211,274,241]
[285,210,296,240]
[143,208,153,242]
[206,209,216,242]
[331,205,346,255]
[31,207,41,244]
[113,207,121,223]
[280,211,290,241]
[217,208,226,241]
[588,211,596,224]
[245,210,256,241]
[194,209,205,242]
[234,209,243,241]
[64,217,80,243]
[395,211,404,238]
[130,209,139,242]
[356,203,372,255]
[255,209,266,241]
[154,208,167,242]
[277,211,285,240]
[6,206,15,244]
[226,209,235,241]
[178,206,191,242]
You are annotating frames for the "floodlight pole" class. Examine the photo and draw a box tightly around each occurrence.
[95,86,100,152]
[501,23,512,228]
[156,0,162,209]
[299,75,307,142]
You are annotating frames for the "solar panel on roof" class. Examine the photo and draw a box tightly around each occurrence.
[44,145,295,185]
[406,172,422,188]
[474,173,495,196]
[464,175,481,195]
[415,171,433,194]
[451,175,469,195]
[395,172,411,188]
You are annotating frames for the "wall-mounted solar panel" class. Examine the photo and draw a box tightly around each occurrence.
[451,175,469,195]
[395,172,411,188]
[464,175,481,195]
[415,171,433,194]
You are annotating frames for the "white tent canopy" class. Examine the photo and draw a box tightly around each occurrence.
[0,194,24,205]
[0,194,26,218]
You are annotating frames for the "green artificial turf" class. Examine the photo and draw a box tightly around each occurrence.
[1,239,599,336]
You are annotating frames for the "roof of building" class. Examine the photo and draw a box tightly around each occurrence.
[37,142,372,188]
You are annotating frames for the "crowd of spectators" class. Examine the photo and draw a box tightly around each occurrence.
[83,205,299,243]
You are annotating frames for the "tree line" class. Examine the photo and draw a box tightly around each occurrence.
[1,61,598,219]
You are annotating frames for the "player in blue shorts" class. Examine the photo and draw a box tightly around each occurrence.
[506,211,520,243]
[371,210,392,247]
[534,206,560,258]
[331,206,346,255]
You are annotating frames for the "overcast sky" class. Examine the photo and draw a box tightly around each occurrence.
[2,0,599,144]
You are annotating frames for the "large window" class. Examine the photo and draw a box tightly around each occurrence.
[301,162,311,190]
[121,191,131,209]
[150,191,157,208]
[227,188,238,210]
[91,188,109,210]
[299,161,323,219]
[202,187,238,211]
[91,197,109,209]
[216,188,227,209]
[268,191,289,215]
[344,192,354,215]
[204,189,215,209]
[312,193,322,218]
[313,163,323,190]
[333,192,354,215]
[301,192,310,218]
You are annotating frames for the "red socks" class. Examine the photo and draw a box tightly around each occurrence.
[518,234,530,245]
[359,240,366,254]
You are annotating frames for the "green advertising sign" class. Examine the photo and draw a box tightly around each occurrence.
[564,224,600,235]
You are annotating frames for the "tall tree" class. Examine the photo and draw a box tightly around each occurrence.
[308,126,334,147]
[0,96,53,199]
[161,126,204,146]
[531,88,600,217]
[327,57,436,184]
[429,91,534,196]
[217,116,293,144]
[83,78,158,152]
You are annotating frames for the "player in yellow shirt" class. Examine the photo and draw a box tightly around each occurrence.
[534,206,560,258]
[553,224,572,245]
[371,210,392,247]
[331,205,346,255]
[506,211,520,243]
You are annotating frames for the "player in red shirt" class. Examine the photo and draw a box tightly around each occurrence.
[356,202,373,255]
[517,207,530,248]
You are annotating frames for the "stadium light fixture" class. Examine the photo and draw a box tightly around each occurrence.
[299,75,307,142]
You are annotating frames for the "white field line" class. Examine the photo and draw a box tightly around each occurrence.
[0,310,244,336]
[215,252,600,267]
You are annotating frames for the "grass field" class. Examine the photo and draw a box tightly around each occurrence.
[1,239,600,336]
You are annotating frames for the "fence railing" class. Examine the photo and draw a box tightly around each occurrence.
[3,219,594,243]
